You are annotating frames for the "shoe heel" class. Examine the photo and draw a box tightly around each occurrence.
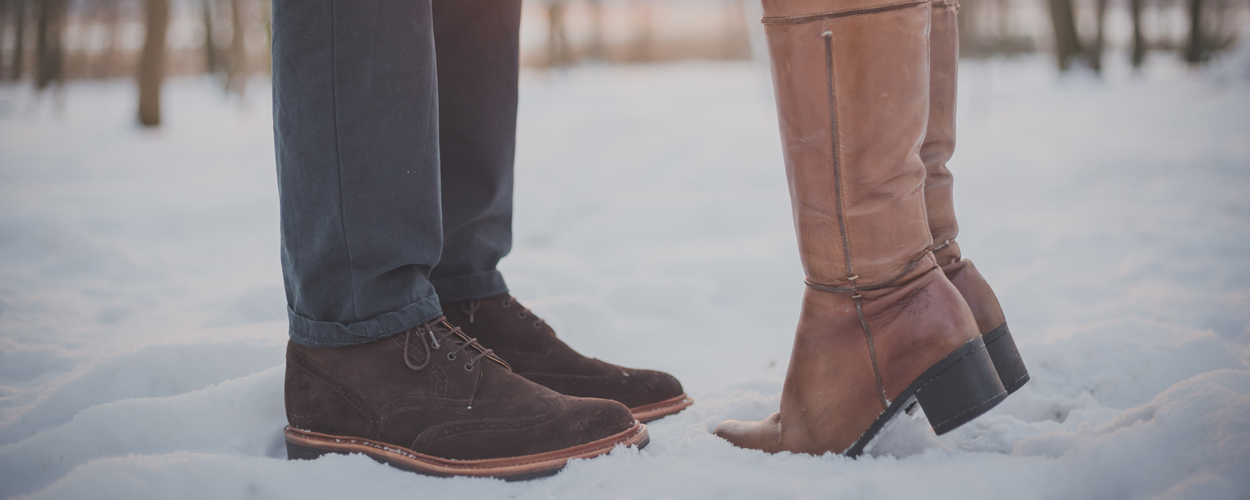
[286,439,333,460]
[915,337,1007,435]
[983,323,1030,394]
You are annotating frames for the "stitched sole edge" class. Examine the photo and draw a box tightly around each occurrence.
[630,393,694,423]
[284,421,648,480]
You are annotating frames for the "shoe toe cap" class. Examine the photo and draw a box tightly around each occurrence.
[618,368,684,408]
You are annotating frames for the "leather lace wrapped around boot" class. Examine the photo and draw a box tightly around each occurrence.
[922,1,1029,394]
[283,317,648,480]
[442,294,693,422]
[714,0,1007,457]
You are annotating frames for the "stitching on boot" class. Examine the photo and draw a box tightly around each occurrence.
[805,251,928,292]
[820,27,890,413]
[762,0,927,25]
[410,396,565,451]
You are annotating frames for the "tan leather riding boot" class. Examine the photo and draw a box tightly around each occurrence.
[922,1,1029,393]
[714,0,1007,457]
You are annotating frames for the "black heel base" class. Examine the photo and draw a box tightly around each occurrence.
[916,337,1008,435]
[845,336,1007,457]
[983,323,1030,395]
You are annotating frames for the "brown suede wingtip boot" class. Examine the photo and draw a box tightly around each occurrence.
[283,317,648,480]
[714,0,1007,457]
[442,294,693,423]
[922,1,1029,393]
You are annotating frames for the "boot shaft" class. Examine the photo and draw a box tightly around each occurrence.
[923,2,961,248]
[763,0,935,287]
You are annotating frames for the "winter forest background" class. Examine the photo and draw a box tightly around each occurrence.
[1,0,1249,499]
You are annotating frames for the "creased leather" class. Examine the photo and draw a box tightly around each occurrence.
[442,294,685,410]
[920,4,1009,335]
[715,0,983,456]
[284,319,636,461]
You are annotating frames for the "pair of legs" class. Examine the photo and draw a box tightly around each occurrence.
[715,0,1028,455]
[274,0,518,346]
[273,0,688,479]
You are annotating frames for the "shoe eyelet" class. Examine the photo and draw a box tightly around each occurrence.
[447,353,457,360]
[464,363,474,371]
[517,311,526,318]
[532,321,541,328]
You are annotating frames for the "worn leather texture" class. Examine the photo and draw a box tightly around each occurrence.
[442,294,685,410]
[284,318,636,461]
[764,0,933,288]
[715,0,984,455]
[920,4,1010,336]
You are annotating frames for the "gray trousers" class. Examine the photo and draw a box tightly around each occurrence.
[272,0,521,347]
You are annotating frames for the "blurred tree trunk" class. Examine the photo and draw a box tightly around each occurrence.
[1183,0,1204,63]
[723,0,749,59]
[1047,0,1082,71]
[11,0,24,80]
[137,0,169,127]
[546,0,570,67]
[996,0,1012,39]
[1088,0,1107,72]
[631,1,653,62]
[1129,0,1146,68]
[225,0,247,92]
[202,0,218,73]
[0,0,9,79]
[958,0,979,54]
[587,0,604,61]
[256,0,269,74]
[34,0,66,89]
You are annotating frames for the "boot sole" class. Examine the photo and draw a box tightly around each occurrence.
[845,336,1007,458]
[984,322,1030,394]
[284,421,649,481]
[630,393,694,423]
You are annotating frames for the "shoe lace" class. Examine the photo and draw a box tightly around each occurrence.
[404,320,495,372]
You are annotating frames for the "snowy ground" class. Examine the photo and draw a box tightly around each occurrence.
[1,50,1248,499]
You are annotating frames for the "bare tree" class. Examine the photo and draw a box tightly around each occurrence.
[137,0,168,126]
[224,0,247,92]
[1047,0,1083,71]
[1184,0,1205,63]
[546,0,571,67]
[201,0,218,73]
[723,0,749,59]
[10,0,25,80]
[587,0,604,61]
[1089,0,1108,72]
[0,0,7,77]
[1129,0,1146,68]
[630,1,654,62]
[35,0,67,89]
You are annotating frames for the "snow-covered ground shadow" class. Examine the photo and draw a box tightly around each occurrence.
[0,52,1247,499]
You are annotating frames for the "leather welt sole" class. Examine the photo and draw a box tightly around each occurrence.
[845,336,1007,458]
[284,422,649,481]
[630,393,694,423]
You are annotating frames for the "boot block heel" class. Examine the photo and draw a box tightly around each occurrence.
[915,337,1008,435]
[983,323,1030,394]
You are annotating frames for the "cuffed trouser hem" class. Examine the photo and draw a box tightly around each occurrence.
[431,270,509,303]
[287,295,443,347]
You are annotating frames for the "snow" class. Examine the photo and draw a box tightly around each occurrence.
[1,52,1248,499]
